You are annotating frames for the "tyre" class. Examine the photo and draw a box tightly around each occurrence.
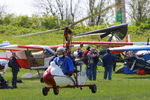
[53,87,59,95]
[42,87,49,96]
[90,84,97,93]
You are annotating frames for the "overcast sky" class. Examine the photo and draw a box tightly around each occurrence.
[0,0,35,16]
[0,0,115,16]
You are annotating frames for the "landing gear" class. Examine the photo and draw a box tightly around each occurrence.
[40,78,44,83]
[42,84,97,96]
[42,87,49,96]
[89,84,97,93]
[53,87,59,95]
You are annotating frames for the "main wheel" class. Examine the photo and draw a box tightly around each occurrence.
[80,87,83,90]
[53,87,59,95]
[42,87,49,96]
[89,84,97,93]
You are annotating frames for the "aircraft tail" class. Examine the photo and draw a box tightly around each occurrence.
[125,34,130,42]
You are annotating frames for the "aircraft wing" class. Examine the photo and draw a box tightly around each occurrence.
[0,44,10,47]
[0,45,40,51]
[0,44,74,51]
[72,41,133,47]
[74,23,128,40]
[109,45,150,54]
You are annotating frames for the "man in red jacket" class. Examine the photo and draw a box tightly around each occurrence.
[83,46,91,79]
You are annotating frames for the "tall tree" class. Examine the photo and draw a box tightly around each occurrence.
[128,0,150,24]
[0,4,7,18]
[87,0,109,26]
[0,4,7,24]
[34,0,81,25]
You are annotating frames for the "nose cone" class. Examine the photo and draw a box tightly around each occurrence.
[43,68,56,86]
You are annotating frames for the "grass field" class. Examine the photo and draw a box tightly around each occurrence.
[1,66,150,100]
[0,29,150,45]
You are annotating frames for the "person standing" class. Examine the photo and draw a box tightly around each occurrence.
[83,46,91,78]
[8,52,20,88]
[87,48,99,81]
[77,44,83,58]
[102,50,116,80]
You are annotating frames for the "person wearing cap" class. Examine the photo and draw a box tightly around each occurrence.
[53,47,74,76]
[83,46,91,65]
[102,49,116,80]
[8,52,21,88]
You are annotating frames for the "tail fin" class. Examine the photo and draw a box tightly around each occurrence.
[125,34,130,42]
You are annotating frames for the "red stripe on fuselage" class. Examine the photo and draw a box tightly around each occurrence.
[72,41,133,47]
[0,58,30,69]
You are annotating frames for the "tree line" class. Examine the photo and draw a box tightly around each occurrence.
[0,0,149,35]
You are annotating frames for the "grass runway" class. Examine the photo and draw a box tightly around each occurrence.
[1,66,150,100]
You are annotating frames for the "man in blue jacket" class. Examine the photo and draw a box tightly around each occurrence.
[102,50,116,80]
[53,47,74,76]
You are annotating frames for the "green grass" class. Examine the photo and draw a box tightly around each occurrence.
[1,66,150,100]
[0,29,149,45]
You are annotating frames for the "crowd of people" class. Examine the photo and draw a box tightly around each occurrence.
[72,44,116,81]
[52,44,116,81]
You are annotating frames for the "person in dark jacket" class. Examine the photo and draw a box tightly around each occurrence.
[9,52,20,88]
[87,48,99,80]
[102,50,116,80]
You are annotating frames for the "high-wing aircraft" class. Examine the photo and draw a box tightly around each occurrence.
[0,44,75,70]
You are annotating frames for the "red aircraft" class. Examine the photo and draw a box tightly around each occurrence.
[0,44,74,71]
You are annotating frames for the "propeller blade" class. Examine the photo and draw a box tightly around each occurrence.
[16,28,63,37]
[69,3,120,27]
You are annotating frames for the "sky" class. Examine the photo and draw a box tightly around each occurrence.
[0,0,115,16]
[0,0,35,16]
